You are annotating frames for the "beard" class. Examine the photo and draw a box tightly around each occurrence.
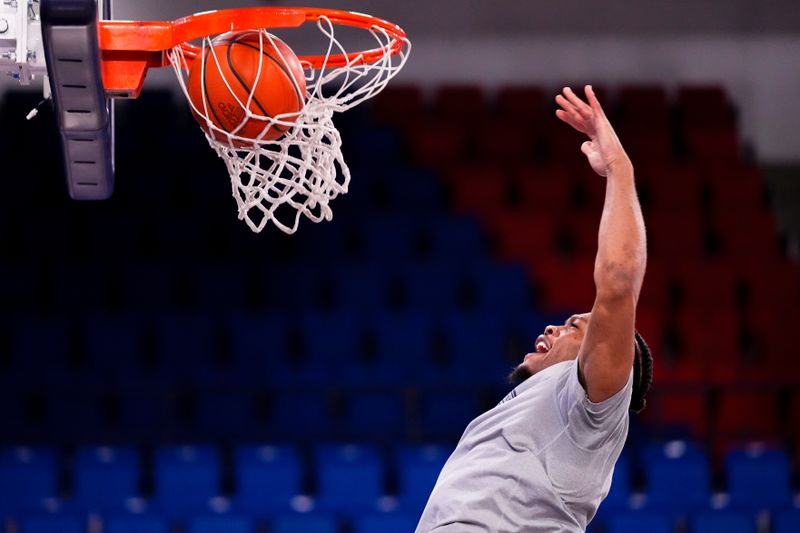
[507,363,534,386]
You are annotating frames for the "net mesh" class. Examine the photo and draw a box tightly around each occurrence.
[167,16,409,234]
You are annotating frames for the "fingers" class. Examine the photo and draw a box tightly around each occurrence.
[584,85,606,118]
[555,108,578,128]
[555,94,583,124]
[563,87,593,118]
[555,108,587,134]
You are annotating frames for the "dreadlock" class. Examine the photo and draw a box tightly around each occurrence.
[630,329,653,414]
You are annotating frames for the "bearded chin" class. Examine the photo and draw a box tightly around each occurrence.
[508,364,534,386]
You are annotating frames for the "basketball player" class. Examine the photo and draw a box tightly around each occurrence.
[416,85,653,532]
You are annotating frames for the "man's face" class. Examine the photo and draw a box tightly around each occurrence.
[508,313,591,385]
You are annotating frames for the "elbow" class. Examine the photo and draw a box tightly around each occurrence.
[594,262,642,299]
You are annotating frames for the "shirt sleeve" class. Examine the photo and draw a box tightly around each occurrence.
[555,360,633,450]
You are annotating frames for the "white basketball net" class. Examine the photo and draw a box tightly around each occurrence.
[167,16,410,234]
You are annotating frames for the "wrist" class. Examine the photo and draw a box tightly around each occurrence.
[606,157,633,179]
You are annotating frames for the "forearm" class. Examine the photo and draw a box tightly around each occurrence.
[594,159,647,300]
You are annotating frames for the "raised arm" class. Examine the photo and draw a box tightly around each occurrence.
[555,86,647,403]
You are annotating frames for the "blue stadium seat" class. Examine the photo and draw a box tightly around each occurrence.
[383,169,442,212]
[443,311,508,381]
[0,262,39,312]
[314,444,383,512]
[332,262,391,311]
[396,445,451,514]
[428,215,486,262]
[342,390,407,439]
[347,125,405,166]
[120,263,178,311]
[361,214,418,260]
[352,513,419,533]
[104,514,169,533]
[470,261,530,312]
[234,445,302,514]
[271,514,337,533]
[773,510,800,533]
[267,391,335,439]
[17,514,83,533]
[53,261,110,312]
[371,311,434,381]
[605,510,673,533]
[401,261,461,311]
[118,391,171,441]
[0,447,57,514]
[44,391,105,440]
[604,453,631,508]
[228,312,287,386]
[11,316,71,386]
[186,514,253,533]
[83,314,143,386]
[194,391,257,438]
[419,390,481,439]
[642,441,710,510]
[189,263,247,311]
[153,445,220,515]
[266,264,329,312]
[689,510,755,533]
[154,312,216,386]
[302,312,363,372]
[725,446,792,509]
[73,446,139,510]
[0,390,30,437]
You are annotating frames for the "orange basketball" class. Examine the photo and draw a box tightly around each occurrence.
[187,31,306,144]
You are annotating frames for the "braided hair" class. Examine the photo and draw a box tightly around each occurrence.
[630,329,653,414]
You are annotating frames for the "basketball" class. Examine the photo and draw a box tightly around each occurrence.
[187,31,306,144]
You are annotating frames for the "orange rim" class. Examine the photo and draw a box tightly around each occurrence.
[98,7,408,98]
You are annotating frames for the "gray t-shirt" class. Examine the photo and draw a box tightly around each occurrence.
[416,359,632,532]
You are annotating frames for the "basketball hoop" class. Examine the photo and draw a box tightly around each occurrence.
[99,8,410,233]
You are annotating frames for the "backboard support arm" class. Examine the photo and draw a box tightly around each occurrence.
[41,0,113,200]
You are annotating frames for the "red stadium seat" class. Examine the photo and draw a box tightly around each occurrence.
[515,165,575,215]
[677,85,735,127]
[684,125,741,162]
[545,118,587,160]
[529,257,595,313]
[637,263,670,312]
[619,126,674,164]
[671,307,742,366]
[557,211,600,259]
[451,173,511,217]
[652,389,709,438]
[654,357,707,386]
[703,163,766,206]
[486,210,556,262]
[738,259,800,313]
[473,120,539,163]
[743,304,800,385]
[371,85,425,125]
[669,260,739,311]
[714,389,780,438]
[647,210,706,262]
[638,164,703,212]
[435,85,487,121]
[496,86,547,122]
[787,393,800,440]
[409,121,470,167]
[618,85,670,127]
[712,209,782,262]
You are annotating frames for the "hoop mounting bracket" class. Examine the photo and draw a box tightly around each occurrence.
[41,0,114,200]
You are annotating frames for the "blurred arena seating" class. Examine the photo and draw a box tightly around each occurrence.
[0,83,798,531]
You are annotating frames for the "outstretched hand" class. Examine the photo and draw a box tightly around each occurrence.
[555,85,630,177]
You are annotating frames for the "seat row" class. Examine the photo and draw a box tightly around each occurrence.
[1,442,795,517]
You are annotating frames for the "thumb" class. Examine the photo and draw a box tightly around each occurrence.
[581,141,595,157]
